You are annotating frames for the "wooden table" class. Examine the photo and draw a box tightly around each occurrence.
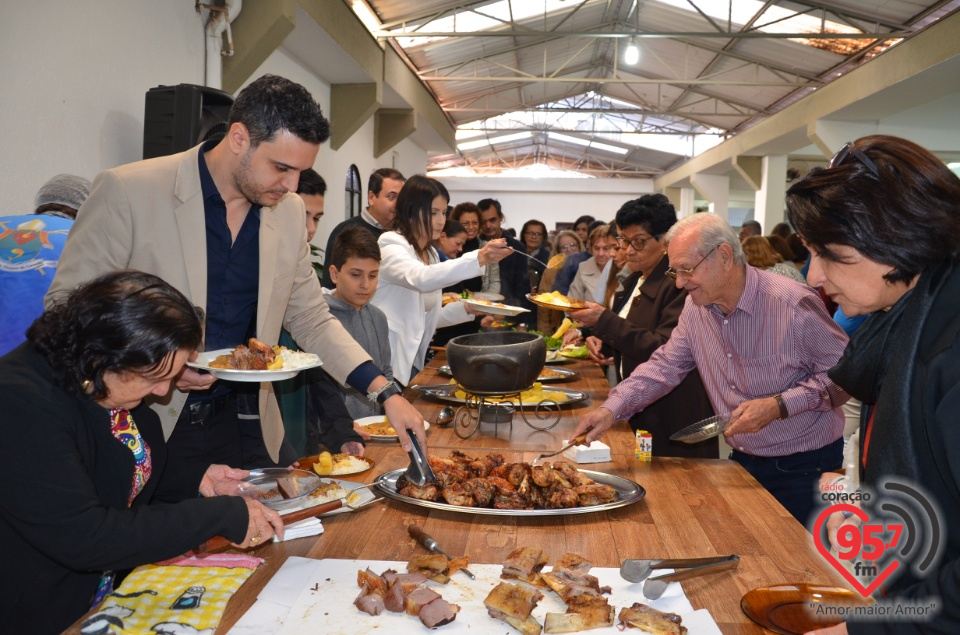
[69,354,848,634]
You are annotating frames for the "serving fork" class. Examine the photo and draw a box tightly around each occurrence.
[531,434,588,466]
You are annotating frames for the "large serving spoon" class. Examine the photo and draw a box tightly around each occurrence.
[435,406,455,427]
[510,249,566,270]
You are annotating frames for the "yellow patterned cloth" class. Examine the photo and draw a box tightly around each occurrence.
[81,553,262,635]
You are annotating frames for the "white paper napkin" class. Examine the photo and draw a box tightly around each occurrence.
[272,517,323,542]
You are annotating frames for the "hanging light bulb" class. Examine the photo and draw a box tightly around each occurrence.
[624,37,640,66]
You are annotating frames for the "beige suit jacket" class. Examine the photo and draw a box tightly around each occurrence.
[46,144,371,461]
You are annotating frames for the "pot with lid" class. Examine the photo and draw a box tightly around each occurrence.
[446,331,546,395]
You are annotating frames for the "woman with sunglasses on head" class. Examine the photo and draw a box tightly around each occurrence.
[372,176,512,386]
[788,135,960,635]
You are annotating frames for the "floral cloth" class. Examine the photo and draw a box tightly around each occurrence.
[92,408,154,606]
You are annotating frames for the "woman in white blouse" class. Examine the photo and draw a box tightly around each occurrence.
[372,175,512,385]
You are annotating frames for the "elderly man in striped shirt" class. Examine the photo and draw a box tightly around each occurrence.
[575,213,848,526]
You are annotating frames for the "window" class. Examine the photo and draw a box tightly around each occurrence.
[345,164,362,219]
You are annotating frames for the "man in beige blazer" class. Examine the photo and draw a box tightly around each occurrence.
[46,75,425,466]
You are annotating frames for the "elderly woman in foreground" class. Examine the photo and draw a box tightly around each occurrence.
[787,135,960,634]
[0,270,283,635]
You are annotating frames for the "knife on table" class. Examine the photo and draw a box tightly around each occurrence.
[408,524,476,579]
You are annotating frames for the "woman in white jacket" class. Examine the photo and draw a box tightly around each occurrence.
[372,175,512,385]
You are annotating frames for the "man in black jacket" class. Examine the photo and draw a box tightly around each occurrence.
[320,167,404,287]
[477,198,536,324]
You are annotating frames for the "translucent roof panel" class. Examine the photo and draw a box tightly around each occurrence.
[356,0,959,177]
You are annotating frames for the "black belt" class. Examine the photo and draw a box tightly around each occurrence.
[187,394,233,425]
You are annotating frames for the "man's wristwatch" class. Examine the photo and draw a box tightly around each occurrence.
[368,380,402,404]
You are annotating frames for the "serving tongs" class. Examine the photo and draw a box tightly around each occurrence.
[620,554,740,599]
[405,429,438,487]
[531,434,588,465]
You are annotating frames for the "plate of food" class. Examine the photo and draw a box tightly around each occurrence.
[298,451,376,476]
[527,291,587,311]
[215,468,321,511]
[373,450,644,516]
[354,415,431,442]
[188,338,321,382]
[463,298,530,317]
[419,382,588,407]
[436,365,578,383]
[479,319,515,331]
[285,478,378,517]
[558,344,590,359]
[544,350,575,364]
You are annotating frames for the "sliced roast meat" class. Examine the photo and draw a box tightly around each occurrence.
[418,597,460,628]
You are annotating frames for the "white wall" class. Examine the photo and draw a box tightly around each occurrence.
[243,49,428,251]
[441,176,655,232]
[0,1,205,211]
[0,1,428,235]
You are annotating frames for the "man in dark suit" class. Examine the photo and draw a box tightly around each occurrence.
[477,198,536,324]
[320,167,404,288]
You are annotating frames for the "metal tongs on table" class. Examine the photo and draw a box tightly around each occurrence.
[405,429,437,487]
[620,554,740,600]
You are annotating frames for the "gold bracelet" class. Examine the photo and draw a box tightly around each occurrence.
[774,394,789,420]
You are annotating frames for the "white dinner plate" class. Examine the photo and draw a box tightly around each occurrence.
[462,298,530,316]
[355,415,431,442]
[280,478,378,518]
[188,348,322,382]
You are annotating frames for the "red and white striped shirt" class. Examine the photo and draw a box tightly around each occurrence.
[604,265,848,457]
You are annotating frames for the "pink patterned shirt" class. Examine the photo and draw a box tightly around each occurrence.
[603,265,848,457]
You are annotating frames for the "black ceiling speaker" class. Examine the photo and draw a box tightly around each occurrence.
[142,83,233,160]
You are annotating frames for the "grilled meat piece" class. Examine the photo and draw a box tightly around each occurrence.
[463,477,495,506]
[354,581,385,616]
[356,568,387,595]
[382,571,428,593]
[418,597,460,628]
[574,484,617,506]
[618,602,687,634]
[546,487,580,509]
[398,483,439,501]
[502,547,550,580]
[554,553,593,574]
[405,587,441,615]
[484,582,544,621]
[543,606,614,633]
[441,483,476,506]
[383,580,406,613]
[541,569,610,601]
